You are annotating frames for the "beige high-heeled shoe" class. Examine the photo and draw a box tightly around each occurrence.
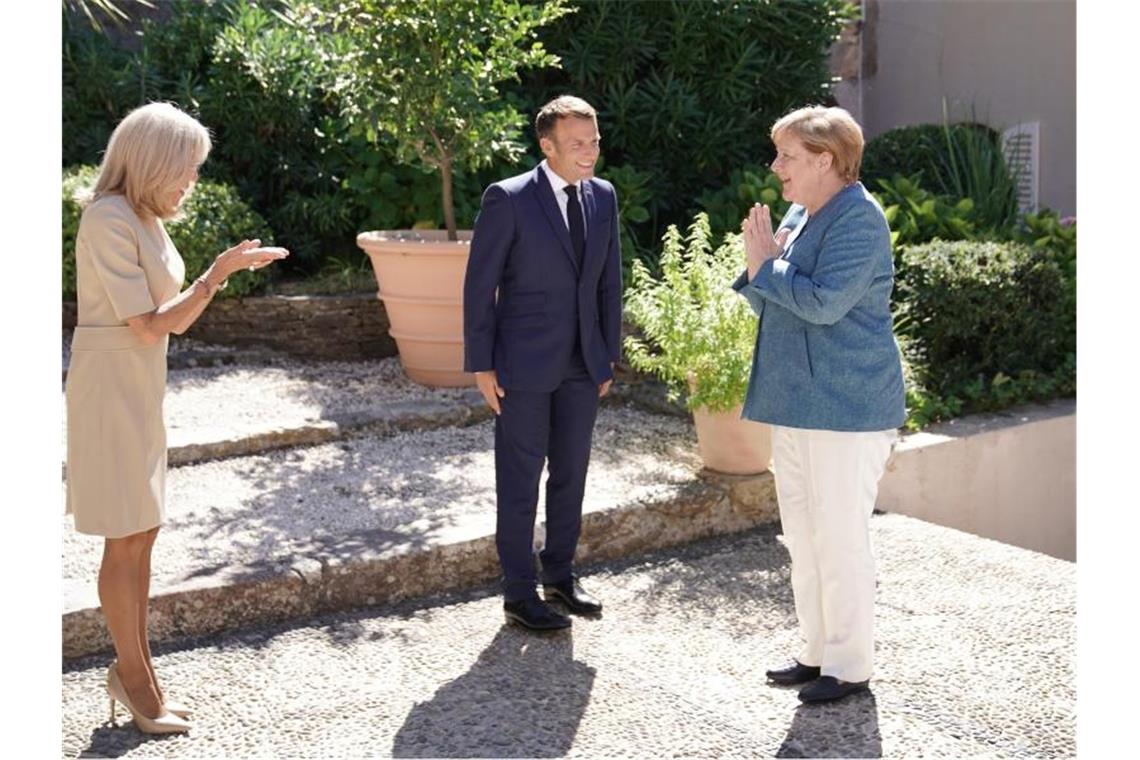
[110,660,192,718]
[106,665,191,734]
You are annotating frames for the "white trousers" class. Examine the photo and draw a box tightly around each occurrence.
[770,424,896,683]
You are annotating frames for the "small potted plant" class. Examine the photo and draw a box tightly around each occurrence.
[305,0,570,386]
[624,213,771,474]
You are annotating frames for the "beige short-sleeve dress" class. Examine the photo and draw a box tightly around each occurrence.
[65,195,186,538]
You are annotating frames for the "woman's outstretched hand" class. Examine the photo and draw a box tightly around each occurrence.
[216,239,289,278]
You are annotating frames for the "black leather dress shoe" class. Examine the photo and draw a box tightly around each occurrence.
[798,676,870,703]
[543,576,602,616]
[503,598,571,631]
[765,661,822,686]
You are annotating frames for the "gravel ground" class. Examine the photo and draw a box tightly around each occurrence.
[63,334,479,450]
[61,514,1076,759]
[63,404,701,610]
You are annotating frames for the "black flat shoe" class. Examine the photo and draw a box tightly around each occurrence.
[503,597,571,631]
[798,676,870,703]
[543,575,602,616]
[765,661,822,686]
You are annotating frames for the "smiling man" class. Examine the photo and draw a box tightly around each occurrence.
[463,95,623,631]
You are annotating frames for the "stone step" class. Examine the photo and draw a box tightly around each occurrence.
[62,355,492,468]
[62,403,778,659]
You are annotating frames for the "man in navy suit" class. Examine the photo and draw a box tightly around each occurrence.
[463,95,623,631]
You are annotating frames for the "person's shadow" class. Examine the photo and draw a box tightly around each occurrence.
[391,625,596,758]
[79,721,180,758]
[776,692,882,758]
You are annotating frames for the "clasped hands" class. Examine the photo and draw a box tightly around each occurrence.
[742,204,790,280]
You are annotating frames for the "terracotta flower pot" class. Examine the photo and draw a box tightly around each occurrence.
[356,230,476,387]
[691,405,772,475]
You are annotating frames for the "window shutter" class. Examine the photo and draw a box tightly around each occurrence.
[1002,122,1040,215]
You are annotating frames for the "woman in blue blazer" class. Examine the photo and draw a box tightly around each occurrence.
[733,106,906,704]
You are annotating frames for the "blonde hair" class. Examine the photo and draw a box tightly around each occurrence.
[81,102,212,219]
[771,105,864,184]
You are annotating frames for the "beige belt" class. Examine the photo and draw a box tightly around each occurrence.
[71,325,150,351]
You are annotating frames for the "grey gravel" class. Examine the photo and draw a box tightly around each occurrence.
[63,342,480,452]
[61,515,1075,758]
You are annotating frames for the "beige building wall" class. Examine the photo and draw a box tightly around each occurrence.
[858,0,1075,216]
[876,400,1076,561]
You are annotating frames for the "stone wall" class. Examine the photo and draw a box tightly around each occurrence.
[63,293,399,362]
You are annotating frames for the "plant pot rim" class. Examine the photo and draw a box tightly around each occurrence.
[356,229,473,245]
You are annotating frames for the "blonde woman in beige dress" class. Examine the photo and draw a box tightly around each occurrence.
[66,102,288,734]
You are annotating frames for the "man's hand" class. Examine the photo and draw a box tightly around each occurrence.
[599,362,615,398]
[475,370,506,415]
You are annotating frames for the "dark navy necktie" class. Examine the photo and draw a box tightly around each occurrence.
[563,184,585,271]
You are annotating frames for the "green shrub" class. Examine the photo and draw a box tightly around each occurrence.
[197,1,351,267]
[871,174,978,248]
[62,164,274,300]
[517,0,854,265]
[863,123,996,194]
[623,213,755,413]
[894,239,1074,427]
[863,119,1018,235]
[167,180,276,298]
[695,165,792,245]
[62,17,160,166]
[61,0,233,167]
[601,162,654,283]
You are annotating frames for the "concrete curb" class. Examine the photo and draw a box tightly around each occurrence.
[62,470,778,659]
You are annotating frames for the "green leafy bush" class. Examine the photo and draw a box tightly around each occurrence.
[168,179,276,298]
[894,239,1075,428]
[62,164,274,300]
[871,174,978,248]
[600,162,654,283]
[197,1,353,267]
[517,0,853,264]
[862,123,995,194]
[306,0,571,240]
[695,165,792,245]
[623,213,754,413]
[863,119,1018,235]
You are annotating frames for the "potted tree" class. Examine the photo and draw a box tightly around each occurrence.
[624,213,771,475]
[306,0,570,386]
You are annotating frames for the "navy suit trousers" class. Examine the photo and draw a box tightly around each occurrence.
[495,348,599,602]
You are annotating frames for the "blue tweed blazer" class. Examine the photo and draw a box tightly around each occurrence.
[732,182,906,432]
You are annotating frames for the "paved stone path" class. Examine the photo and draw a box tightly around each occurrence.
[61,515,1075,759]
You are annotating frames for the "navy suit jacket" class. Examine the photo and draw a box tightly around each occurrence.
[463,165,623,392]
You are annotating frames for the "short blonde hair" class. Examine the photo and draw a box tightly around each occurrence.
[771,105,864,184]
[82,102,212,219]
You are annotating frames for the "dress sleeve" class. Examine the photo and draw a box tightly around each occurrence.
[81,202,156,321]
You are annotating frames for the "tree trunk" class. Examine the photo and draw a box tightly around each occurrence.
[440,159,457,241]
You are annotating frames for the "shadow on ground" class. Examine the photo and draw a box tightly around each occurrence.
[777,694,882,758]
[391,626,595,758]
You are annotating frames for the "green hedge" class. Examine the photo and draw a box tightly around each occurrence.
[894,238,1075,429]
[63,164,274,300]
[516,0,853,261]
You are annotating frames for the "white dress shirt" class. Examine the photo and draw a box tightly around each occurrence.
[540,159,587,234]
